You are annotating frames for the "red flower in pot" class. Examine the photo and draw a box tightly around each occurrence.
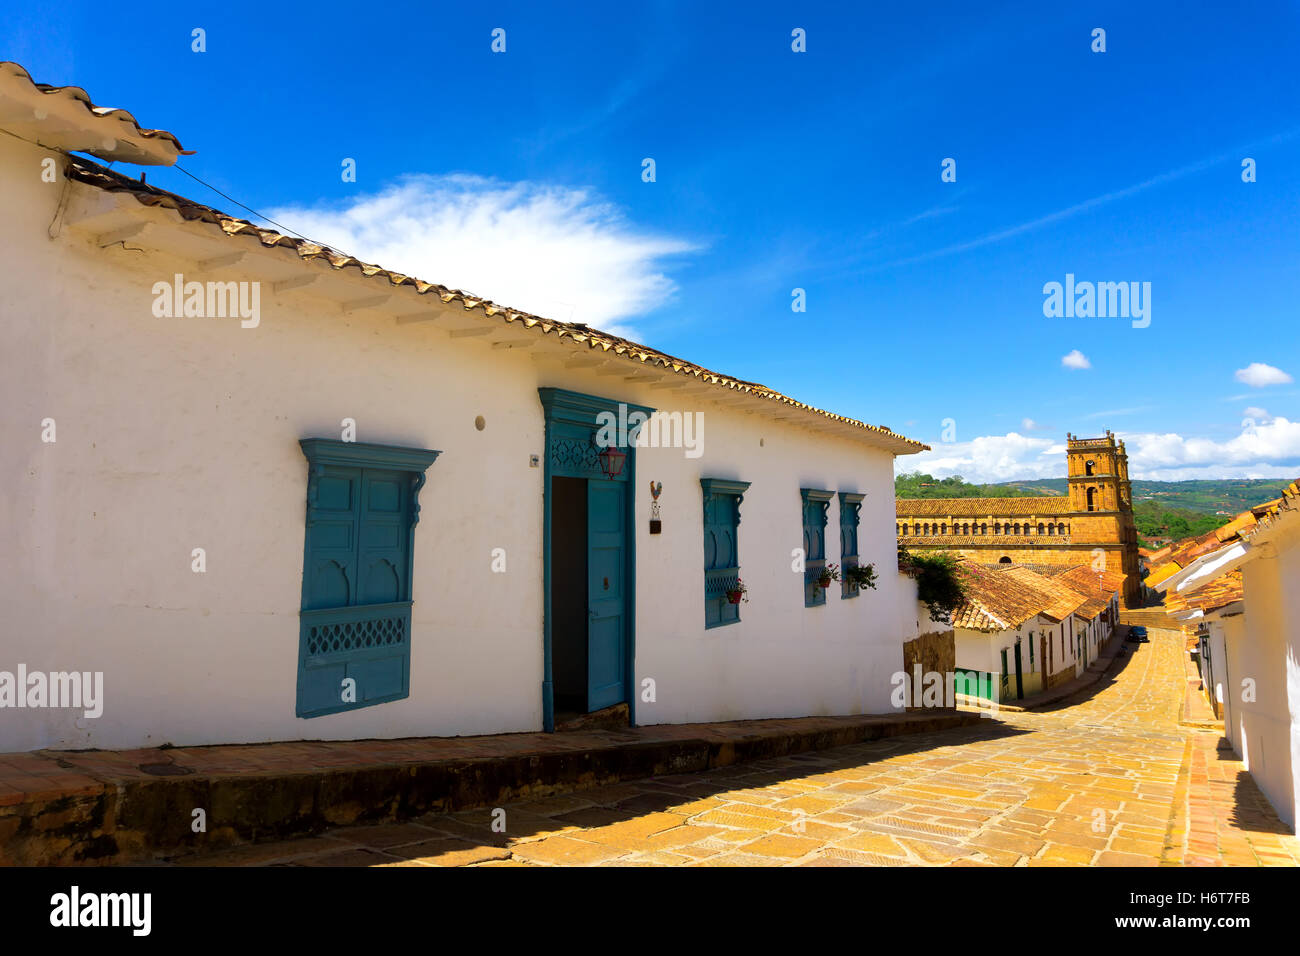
[816,563,841,589]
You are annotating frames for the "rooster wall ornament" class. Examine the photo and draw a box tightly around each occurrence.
[649,481,663,534]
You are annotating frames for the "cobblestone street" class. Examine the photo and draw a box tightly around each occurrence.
[185,629,1300,867]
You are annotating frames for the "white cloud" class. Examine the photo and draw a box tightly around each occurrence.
[1242,407,1269,421]
[901,433,1063,482]
[1022,418,1038,431]
[268,174,697,338]
[1235,362,1293,387]
[1061,349,1091,370]
[1120,417,1300,473]
[898,419,1300,483]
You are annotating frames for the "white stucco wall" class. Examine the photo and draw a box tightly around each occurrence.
[611,393,907,726]
[954,615,1054,698]
[0,135,916,750]
[1220,526,1300,830]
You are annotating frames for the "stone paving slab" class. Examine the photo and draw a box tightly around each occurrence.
[174,629,1300,867]
[0,708,976,864]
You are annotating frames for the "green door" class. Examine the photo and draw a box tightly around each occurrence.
[586,479,627,711]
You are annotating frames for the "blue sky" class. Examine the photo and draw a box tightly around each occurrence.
[7,1,1299,481]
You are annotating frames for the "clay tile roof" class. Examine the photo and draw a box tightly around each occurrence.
[998,566,1089,622]
[1147,544,1173,564]
[0,62,187,165]
[1215,511,1258,542]
[1001,563,1075,578]
[1052,567,1117,621]
[1243,478,1300,542]
[1148,528,1224,587]
[951,563,1050,631]
[1056,565,1123,598]
[57,156,926,454]
[1166,569,1244,616]
[952,562,1093,630]
[1251,497,1284,518]
[895,497,1072,517]
[1148,485,1299,596]
[1073,596,1111,619]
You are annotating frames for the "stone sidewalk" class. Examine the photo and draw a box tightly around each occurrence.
[0,708,976,864]
[172,628,1300,866]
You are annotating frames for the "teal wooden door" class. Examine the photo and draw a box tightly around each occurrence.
[1013,642,1024,700]
[586,480,627,711]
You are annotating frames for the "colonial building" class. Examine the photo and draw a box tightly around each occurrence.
[1156,480,1300,831]
[951,562,1120,704]
[896,433,1142,607]
[0,62,930,753]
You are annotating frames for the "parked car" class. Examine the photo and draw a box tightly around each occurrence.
[1127,626,1149,643]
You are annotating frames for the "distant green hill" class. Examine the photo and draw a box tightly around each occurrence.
[894,473,1039,499]
[895,474,1294,548]
[1001,477,1293,514]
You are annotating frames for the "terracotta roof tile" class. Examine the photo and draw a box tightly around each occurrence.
[1166,569,1244,616]
[951,562,1094,631]
[997,563,1076,578]
[1145,560,1183,588]
[951,564,1048,631]
[998,566,1089,622]
[1056,565,1124,598]
[1149,481,1299,600]
[896,497,1072,517]
[1242,479,1300,543]
[0,62,188,164]
[1214,511,1257,542]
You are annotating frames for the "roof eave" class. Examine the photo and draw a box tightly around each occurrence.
[59,157,926,447]
[0,62,185,165]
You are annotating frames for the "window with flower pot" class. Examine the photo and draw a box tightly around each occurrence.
[701,478,750,628]
[839,492,869,598]
[297,438,440,718]
[801,488,834,607]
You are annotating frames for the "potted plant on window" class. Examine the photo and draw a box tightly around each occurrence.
[726,579,748,604]
[843,562,878,591]
[816,563,840,590]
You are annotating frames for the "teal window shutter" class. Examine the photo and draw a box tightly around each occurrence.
[700,478,750,629]
[839,492,864,598]
[801,489,833,607]
[297,439,440,719]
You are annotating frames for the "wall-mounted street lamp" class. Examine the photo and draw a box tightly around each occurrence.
[596,443,627,480]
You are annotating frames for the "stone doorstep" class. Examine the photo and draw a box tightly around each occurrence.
[0,710,979,866]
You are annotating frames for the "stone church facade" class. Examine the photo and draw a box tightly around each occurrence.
[896,433,1142,608]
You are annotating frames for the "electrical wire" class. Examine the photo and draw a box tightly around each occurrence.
[0,124,352,257]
